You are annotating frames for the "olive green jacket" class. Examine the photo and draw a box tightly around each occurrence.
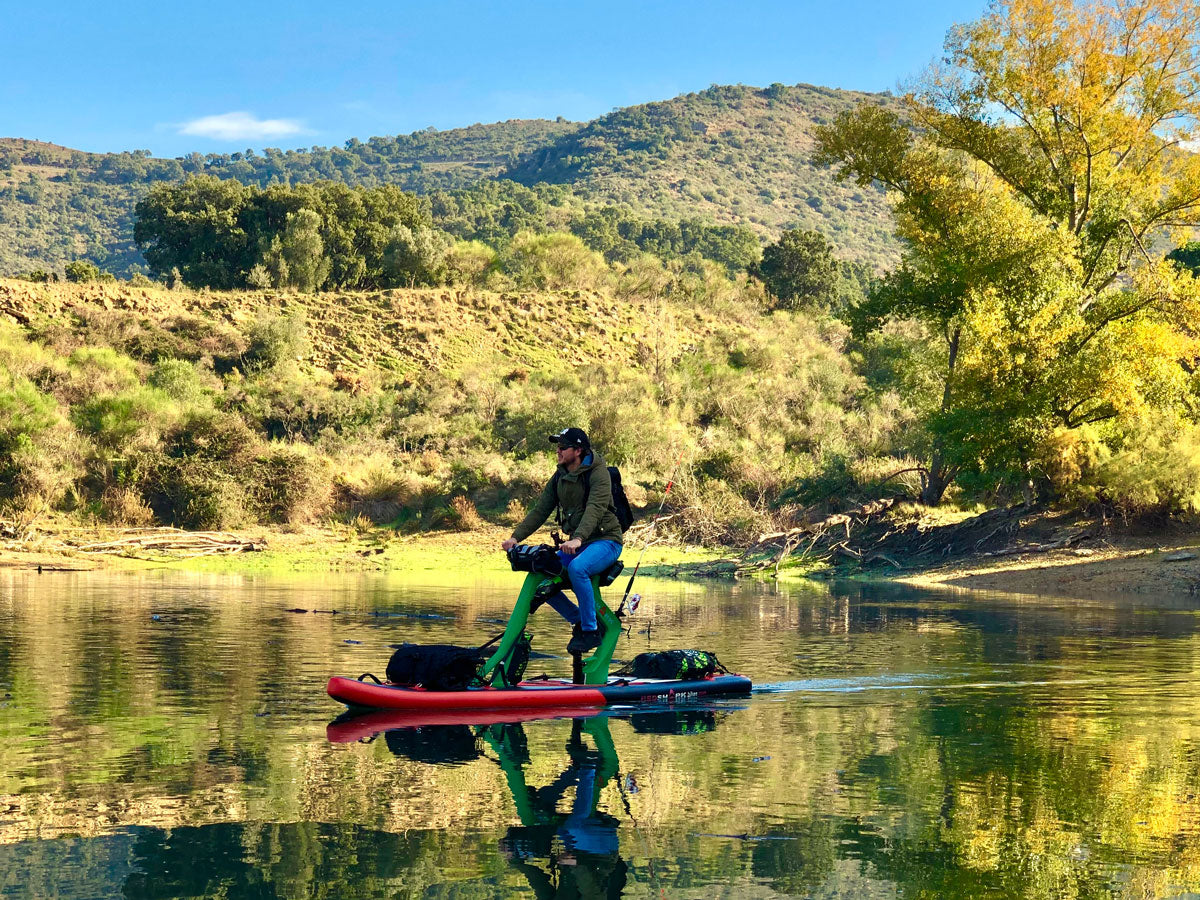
[510,452,624,546]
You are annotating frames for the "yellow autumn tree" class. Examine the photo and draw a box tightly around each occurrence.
[816,0,1200,505]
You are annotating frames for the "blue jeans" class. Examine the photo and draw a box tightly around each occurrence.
[544,540,623,631]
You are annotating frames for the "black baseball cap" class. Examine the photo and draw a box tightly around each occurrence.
[549,427,590,449]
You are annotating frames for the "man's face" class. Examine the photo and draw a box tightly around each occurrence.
[556,445,582,466]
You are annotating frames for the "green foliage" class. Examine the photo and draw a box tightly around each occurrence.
[148,358,207,403]
[64,260,102,283]
[0,368,80,518]
[262,208,330,292]
[815,1,1200,505]
[134,176,254,288]
[569,207,761,274]
[140,409,258,528]
[756,228,839,310]
[133,177,433,290]
[242,314,309,373]
[0,83,902,280]
[1168,242,1200,276]
[1044,419,1200,517]
[501,231,609,291]
[249,443,331,524]
[233,366,392,441]
[443,240,498,286]
[382,224,449,287]
[0,277,926,538]
[72,385,176,455]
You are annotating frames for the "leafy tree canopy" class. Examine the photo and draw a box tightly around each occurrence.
[816,0,1200,504]
[756,228,839,310]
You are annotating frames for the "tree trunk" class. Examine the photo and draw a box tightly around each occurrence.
[920,449,954,506]
[921,325,961,507]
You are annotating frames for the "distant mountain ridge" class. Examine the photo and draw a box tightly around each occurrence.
[0,82,898,277]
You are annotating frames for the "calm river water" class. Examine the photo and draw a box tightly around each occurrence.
[2,569,1200,898]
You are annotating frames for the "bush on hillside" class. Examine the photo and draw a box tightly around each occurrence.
[148,358,208,404]
[443,240,498,286]
[242,314,309,373]
[144,456,248,529]
[0,372,82,521]
[1044,420,1200,519]
[249,443,332,524]
[502,231,609,291]
[64,260,102,283]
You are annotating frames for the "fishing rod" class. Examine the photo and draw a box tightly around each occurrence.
[616,446,688,616]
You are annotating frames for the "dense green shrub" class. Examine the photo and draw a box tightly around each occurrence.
[242,314,309,373]
[501,232,609,291]
[64,260,102,283]
[148,358,209,404]
[144,456,248,529]
[0,371,81,517]
[234,367,394,442]
[1044,420,1200,518]
[72,386,178,455]
[249,443,332,524]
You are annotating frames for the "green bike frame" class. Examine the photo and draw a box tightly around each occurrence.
[480,571,623,685]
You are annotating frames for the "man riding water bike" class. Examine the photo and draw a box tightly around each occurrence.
[501,428,623,654]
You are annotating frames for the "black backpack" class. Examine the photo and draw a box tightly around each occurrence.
[606,467,635,532]
[555,465,635,533]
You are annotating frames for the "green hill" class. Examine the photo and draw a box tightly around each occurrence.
[0,82,899,278]
[505,83,899,265]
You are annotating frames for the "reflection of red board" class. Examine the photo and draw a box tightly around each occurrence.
[326,673,753,712]
[327,706,597,742]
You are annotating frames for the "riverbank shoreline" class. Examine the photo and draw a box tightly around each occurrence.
[0,521,723,578]
[891,534,1200,599]
[4,514,1200,600]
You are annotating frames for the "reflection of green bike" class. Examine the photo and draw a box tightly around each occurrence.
[331,707,734,896]
[488,718,626,899]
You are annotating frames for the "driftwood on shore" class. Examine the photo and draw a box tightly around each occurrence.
[0,522,267,561]
[736,499,899,577]
[64,528,265,559]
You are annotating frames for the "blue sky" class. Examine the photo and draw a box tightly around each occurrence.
[4,0,987,157]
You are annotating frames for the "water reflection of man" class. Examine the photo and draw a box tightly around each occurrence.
[488,718,626,899]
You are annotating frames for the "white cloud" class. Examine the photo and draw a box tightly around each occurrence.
[178,111,308,141]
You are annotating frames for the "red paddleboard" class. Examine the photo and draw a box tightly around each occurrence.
[326,672,752,712]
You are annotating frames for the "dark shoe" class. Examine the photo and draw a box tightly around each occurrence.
[567,628,603,655]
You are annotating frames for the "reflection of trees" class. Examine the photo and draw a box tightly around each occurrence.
[826,676,1200,898]
[121,822,462,899]
[8,572,1200,895]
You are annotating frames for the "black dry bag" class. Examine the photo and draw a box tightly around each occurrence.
[386,643,484,691]
[506,543,563,576]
